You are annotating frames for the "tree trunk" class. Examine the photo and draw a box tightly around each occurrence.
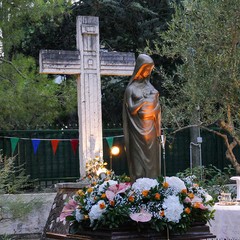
[190,126,201,168]
[190,106,201,168]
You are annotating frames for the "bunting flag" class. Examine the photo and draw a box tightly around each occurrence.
[51,139,59,155]
[1,135,124,156]
[70,139,79,155]
[106,137,114,149]
[10,137,19,154]
[32,139,41,154]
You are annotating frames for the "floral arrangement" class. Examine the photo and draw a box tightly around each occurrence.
[60,172,214,234]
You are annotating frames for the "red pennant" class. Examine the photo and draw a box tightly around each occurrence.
[51,140,59,155]
[70,139,79,155]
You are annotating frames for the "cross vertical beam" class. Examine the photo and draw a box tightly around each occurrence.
[76,16,102,177]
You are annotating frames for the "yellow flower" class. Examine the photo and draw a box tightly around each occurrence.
[77,189,85,196]
[87,187,93,193]
[92,182,97,186]
[124,176,131,182]
[101,193,106,198]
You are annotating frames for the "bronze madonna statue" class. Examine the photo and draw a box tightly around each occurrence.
[123,54,161,182]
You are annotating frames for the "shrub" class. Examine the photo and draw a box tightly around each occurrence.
[0,152,31,194]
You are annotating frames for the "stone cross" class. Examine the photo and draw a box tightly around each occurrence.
[39,16,135,177]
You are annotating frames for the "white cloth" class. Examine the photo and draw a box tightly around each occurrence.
[209,203,240,240]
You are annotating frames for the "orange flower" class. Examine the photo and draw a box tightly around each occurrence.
[185,207,191,214]
[107,171,111,175]
[194,202,201,208]
[110,200,115,206]
[99,202,106,209]
[160,210,165,217]
[193,183,199,188]
[77,190,85,196]
[128,196,135,202]
[155,193,161,200]
[193,202,206,209]
[188,193,195,199]
[181,189,187,194]
[87,187,93,193]
[101,193,106,198]
[162,182,169,188]
[92,182,97,186]
[142,190,149,197]
[84,215,89,220]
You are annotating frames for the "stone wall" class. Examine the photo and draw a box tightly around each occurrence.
[0,193,56,238]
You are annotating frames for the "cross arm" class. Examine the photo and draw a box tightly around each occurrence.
[39,50,81,75]
[39,50,135,76]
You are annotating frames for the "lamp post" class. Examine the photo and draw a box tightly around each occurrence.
[110,146,120,170]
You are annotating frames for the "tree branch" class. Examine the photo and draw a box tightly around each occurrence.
[0,57,27,79]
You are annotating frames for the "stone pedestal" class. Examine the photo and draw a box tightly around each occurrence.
[41,182,89,240]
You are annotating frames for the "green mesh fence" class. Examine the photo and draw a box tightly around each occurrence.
[0,128,233,187]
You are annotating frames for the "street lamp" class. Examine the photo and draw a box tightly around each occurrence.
[110,146,120,170]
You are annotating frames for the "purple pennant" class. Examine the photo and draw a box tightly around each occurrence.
[32,139,41,154]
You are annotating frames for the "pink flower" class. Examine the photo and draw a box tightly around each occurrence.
[60,199,78,221]
[106,183,131,201]
[184,197,192,203]
[130,209,152,222]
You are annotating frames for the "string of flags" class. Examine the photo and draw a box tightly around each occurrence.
[1,135,124,155]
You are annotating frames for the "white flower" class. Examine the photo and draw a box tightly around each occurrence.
[89,200,106,223]
[165,176,186,192]
[75,209,84,222]
[98,180,118,193]
[192,195,203,203]
[163,195,184,223]
[205,193,213,202]
[132,178,159,192]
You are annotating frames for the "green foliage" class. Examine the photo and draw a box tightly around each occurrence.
[101,76,128,127]
[0,234,11,240]
[0,1,77,129]
[0,0,177,128]
[0,152,30,194]
[149,0,240,129]
[0,54,77,129]
[177,165,235,202]
[0,0,72,59]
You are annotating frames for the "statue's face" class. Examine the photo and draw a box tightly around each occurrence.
[134,64,154,80]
